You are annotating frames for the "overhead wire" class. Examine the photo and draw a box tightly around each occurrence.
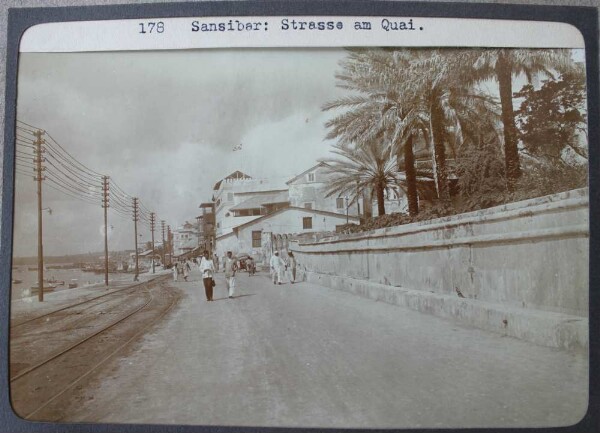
[17,120,168,234]
[43,165,103,196]
[43,142,104,186]
[45,173,103,202]
[44,178,103,207]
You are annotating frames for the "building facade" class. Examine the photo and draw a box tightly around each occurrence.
[197,202,216,253]
[212,171,288,237]
[215,207,359,265]
[287,162,407,218]
[286,162,362,216]
[173,221,199,257]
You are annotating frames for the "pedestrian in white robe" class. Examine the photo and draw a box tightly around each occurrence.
[270,251,285,285]
[172,263,178,281]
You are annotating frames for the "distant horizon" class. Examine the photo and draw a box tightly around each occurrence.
[13,248,137,262]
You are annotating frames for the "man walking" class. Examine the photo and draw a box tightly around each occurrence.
[286,251,297,284]
[270,251,285,285]
[223,251,238,299]
[213,253,220,273]
[199,250,215,301]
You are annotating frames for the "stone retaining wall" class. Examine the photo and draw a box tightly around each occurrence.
[291,189,589,350]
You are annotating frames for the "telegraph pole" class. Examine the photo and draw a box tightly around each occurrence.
[132,198,139,281]
[161,220,166,267]
[33,130,46,302]
[150,212,156,273]
[167,225,173,265]
[101,176,110,286]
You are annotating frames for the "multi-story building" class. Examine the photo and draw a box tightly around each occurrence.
[197,202,216,253]
[212,171,288,237]
[172,221,199,257]
[211,163,409,264]
[287,162,362,216]
[216,206,360,265]
[286,162,407,217]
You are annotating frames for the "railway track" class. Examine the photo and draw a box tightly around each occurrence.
[9,277,180,421]
[11,276,166,328]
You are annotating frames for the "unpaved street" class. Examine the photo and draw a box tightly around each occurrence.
[54,268,587,429]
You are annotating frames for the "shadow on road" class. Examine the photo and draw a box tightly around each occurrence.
[211,294,256,301]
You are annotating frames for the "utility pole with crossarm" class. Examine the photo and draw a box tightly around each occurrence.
[132,197,139,281]
[150,212,156,274]
[33,130,46,302]
[102,176,110,286]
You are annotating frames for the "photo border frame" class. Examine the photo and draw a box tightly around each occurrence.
[1,1,598,432]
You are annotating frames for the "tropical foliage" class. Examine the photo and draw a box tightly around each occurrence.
[320,140,400,216]
[514,70,587,162]
[323,47,587,231]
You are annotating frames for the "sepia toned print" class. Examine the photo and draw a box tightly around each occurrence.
[10,47,588,427]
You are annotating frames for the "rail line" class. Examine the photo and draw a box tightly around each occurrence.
[21,287,180,420]
[10,277,179,419]
[10,291,153,383]
[11,274,168,328]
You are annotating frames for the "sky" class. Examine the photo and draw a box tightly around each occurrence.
[13,48,348,256]
[12,48,586,257]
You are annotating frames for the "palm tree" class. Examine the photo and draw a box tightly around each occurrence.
[323,48,421,215]
[324,48,504,210]
[321,140,399,217]
[471,48,573,188]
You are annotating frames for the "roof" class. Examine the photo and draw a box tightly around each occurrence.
[216,206,360,240]
[285,162,330,185]
[199,202,214,209]
[213,171,252,190]
[177,240,198,250]
[175,246,203,259]
[229,191,289,211]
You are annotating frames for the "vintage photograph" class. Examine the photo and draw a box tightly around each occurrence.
[10,45,589,427]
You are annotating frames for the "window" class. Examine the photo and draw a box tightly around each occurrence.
[303,217,313,229]
[227,192,234,201]
[303,202,313,210]
[216,198,221,207]
[336,197,345,209]
[307,172,315,182]
[252,231,262,248]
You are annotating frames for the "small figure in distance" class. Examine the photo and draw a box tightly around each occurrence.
[287,251,296,284]
[172,261,179,282]
[213,252,220,273]
[224,251,238,299]
[247,256,256,276]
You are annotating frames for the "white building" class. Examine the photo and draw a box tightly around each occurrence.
[173,221,199,257]
[287,162,407,218]
[287,162,362,216]
[212,171,288,237]
[211,163,408,263]
[215,206,359,265]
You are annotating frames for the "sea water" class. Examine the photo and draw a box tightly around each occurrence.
[10,265,133,300]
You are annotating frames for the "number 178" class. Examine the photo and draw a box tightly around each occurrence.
[139,22,164,34]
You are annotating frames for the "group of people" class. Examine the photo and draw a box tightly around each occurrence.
[171,259,193,282]
[198,250,237,302]
[170,249,298,301]
[269,251,296,285]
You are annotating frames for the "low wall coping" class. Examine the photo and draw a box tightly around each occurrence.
[299,188,589,247]
[294,224,589,254]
